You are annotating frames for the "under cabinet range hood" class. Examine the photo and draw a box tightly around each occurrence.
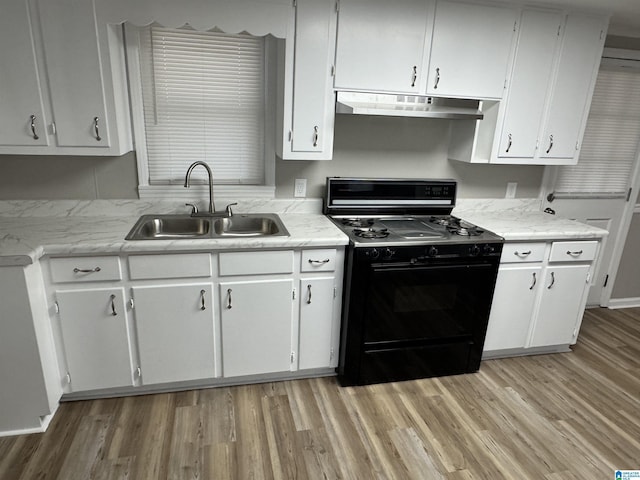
[335,91,484,120]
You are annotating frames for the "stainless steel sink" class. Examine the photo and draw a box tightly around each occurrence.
[125,213,289,240]
[213,215,284,236]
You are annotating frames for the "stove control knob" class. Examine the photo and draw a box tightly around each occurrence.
[483,244,495,255]
[365,248,380,259]
[427,246,439,257]
[383,248,395,260]
[469,244,481,256]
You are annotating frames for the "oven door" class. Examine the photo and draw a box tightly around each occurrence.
[364,261,497,348]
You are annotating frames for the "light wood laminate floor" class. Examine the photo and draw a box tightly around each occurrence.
[1,307,639,479]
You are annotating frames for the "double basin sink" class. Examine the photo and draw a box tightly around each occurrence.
[125,213,289,240]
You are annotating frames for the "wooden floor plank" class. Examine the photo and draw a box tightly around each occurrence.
[2,307,640,479]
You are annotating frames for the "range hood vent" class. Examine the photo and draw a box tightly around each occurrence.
[335,91,484,120]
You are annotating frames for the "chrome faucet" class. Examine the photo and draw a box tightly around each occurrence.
[184,161,215,214]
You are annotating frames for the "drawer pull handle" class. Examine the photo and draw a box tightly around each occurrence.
[566,250,583,256]
[308,258,330,264]
[227,288,233,309]
[313,126,319,147]
[547,271,555,289]
[411,65,417,87]
[514,250,531,257]
[506,133,512,153]
[546,134,553,154]
[307,284,312,304]
[200,289,206,310]
[110,294,117,316]
[73,267,101,273]
[529,272,537,290]
[94,116,102,141]
[433,67,440,89]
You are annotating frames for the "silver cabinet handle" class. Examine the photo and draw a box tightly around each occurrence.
[506,133,512,153]
[30,114,39,140]
[514,251,531,258]
[200,289,206,310]
[566,250,583,256]
[110,294,117,316]
[529,272,537,290]
[308,258,330,265]
[313,126,319,147]
[411,65,417,87]
[73,266,101,273]
[546,134,553,154]
[434,67,440,89]
[227,288,233,309]
[307,284,312,304]
[547,271,555,289]
[94,116,102,141]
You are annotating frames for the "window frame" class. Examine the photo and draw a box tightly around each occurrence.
[124,24,277,201]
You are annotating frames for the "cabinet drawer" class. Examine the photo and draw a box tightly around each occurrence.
[500,243,546,263]
[128,253,211,280]
[219,250,294,276]
[49,256,122,283]
[301,249,337,272]
[549,241,598,263]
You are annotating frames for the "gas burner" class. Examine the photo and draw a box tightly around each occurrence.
[342,218,375,228]
[354,227,389,239]
[449,223,485,237]
[429,216,456,227]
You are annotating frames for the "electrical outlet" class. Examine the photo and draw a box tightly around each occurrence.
[506,182,517,199]
[294,178,307,198]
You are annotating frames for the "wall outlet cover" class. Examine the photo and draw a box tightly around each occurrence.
[294,178,307,197]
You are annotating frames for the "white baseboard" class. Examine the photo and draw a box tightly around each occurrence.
[607,297,640,309]
[0,404,59,438]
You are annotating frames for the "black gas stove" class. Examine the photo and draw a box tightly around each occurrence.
[325,178,503,386]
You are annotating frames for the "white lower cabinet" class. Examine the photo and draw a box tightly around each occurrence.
[484,264,541,351]
[484,240,597,357]
[131,284,215,385]
[56,287,133,391]
[298,277,336,370]
[220,279,294,377]
[529,264,590,347]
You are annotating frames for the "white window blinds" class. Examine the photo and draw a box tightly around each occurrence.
[553,67,640,197]
[138,27,265,185]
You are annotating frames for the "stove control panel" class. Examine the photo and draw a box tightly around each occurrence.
[358,243,503,263]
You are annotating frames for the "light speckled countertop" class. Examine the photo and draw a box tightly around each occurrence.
[0,199,348,266]
[0,198,609,266]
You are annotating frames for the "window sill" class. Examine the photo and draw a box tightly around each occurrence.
[139,184,276,200]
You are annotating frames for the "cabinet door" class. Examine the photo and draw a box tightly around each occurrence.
[334,0,434,93]
[497,9,563,159]
[538,14,606,161]
[286,0,335,158]
[220,279,294,377]
[56,288,132,391]
[132,284,215,385]
[0,0,48,146]
[484,265,541,351]
[299,277,335,370]
[37,0,109,147]
[426,1,516,99]
[530,264,590,347]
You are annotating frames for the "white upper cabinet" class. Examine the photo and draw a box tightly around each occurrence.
[426,1,517,99]
[0,1,48,147]
[497,9,564,159]
[538,14,607,161]
[334,0,435,94]
[280,0,336,159]
[0,0,132,155]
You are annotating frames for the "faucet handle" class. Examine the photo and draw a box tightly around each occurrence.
[185,203,198,215]
[225,203,238,217]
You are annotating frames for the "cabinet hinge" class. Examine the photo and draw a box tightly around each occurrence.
[54,301,60,314]
[513,20,517,32]
[288,130,292,143]
[330,347,335,361]
[135,366,141,378]
[331,65,335,77]
[557,25,561,36]
[50,122,57,136]
[292,288,296,300]
[290,351,296,363]
[586,272,591,283]
[603,274,609,287]
[626,187,633,202]
[129,298,135,310]
[600,30,604,40]
[336,0,340,13]
[535,139,539,150]
[292,0,296,7]
[333,286,337,299]
[66,372,71,385]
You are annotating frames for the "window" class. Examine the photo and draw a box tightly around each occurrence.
[126,25,277,199]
